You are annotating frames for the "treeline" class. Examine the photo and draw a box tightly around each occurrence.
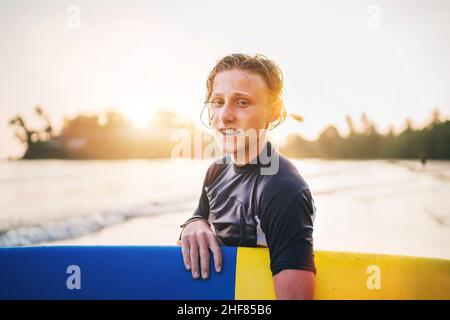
[8,106,211,159]
[8,106,450,160]
[280,111,450,160]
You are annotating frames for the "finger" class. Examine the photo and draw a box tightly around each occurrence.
[189,240,200,279]
[208,234,222,272]
[181,237,191,271]
[198,234,210,279]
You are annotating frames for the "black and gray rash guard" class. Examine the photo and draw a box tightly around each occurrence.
[181,142,316,276]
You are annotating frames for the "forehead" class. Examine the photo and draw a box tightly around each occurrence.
[211,69,268,97]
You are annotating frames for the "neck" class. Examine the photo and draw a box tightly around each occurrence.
[231,136,269,167]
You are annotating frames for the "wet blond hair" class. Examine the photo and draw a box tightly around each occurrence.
[205,53,286,129]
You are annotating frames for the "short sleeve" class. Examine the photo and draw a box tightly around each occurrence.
[260,189,316,276]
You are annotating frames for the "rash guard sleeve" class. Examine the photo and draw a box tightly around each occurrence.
[260,188,316,276]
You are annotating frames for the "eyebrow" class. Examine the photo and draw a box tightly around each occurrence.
[210,92,254,98]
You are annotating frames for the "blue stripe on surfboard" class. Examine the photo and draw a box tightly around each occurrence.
[0,246,236,300]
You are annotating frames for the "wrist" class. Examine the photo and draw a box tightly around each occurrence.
[179,217,210,240]
[180,217,210,229]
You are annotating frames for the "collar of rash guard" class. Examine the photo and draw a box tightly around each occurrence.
[231,141,274,174]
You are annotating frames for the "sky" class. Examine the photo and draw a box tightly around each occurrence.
[1,0,449,159]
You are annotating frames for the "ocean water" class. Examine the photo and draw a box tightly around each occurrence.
[0,159,205,245]
[1,158,449,259]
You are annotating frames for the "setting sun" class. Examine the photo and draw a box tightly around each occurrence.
[123,106,155,128]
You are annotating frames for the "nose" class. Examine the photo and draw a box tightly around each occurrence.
[218,101,236,125]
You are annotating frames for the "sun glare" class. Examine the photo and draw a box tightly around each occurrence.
[124,107,154,128]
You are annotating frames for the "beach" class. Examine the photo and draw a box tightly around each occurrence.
[1,158,449,260]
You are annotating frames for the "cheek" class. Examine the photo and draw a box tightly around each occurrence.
[242,109,270,129]
[209,111,220,127]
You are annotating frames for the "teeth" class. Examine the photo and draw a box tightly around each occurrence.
[222,129,240,136]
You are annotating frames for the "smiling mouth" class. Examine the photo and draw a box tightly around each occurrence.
[219,128,242,136]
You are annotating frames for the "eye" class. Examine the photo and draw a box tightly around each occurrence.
[236,99,249,107]
[210,99,224,108]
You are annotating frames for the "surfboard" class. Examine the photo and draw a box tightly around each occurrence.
[0,246,449,299]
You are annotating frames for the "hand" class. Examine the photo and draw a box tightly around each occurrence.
[180,220,222,279]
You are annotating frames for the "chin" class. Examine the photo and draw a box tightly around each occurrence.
[221,139,241,155]
[214,133,244,156]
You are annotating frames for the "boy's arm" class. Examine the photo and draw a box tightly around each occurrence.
[273,269,315,300]
[260,189,317,299]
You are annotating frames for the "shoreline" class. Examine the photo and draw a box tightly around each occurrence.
[41,211,192,246]
[40,211,450,261]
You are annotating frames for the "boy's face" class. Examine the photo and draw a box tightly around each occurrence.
[209,69,275,157]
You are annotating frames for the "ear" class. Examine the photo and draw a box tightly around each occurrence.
[267,101,281,123]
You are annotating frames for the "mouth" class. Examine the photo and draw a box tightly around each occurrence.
[218,128,242,136]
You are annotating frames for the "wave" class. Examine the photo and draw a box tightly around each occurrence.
[0,197,196,246]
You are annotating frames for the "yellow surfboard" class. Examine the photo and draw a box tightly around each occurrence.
[235,248,450,300]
